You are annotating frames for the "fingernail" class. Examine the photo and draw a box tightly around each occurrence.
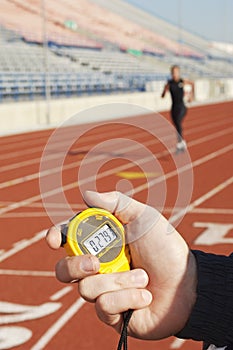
[133,269,148,285]
[141,290,152,304]
[80,256,99,272]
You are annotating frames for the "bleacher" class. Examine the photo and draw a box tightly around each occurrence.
[0,0,232,102]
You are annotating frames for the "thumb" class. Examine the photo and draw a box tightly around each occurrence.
[83,191,163,242]
[83,190,143,224]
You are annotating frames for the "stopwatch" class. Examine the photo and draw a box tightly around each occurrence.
[61,208,130,274]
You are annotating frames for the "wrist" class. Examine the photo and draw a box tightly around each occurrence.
[175,251,198,333]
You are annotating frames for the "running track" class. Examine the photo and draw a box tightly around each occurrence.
[0,101,232,350]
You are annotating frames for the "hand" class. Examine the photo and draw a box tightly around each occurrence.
[46,191,197,340]
[187,95,194,103]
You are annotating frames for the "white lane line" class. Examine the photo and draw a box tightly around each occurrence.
[1,103,222,149]
[0,126,232,218]
[170,176,233,224]
[162,207,233,215]
[0,114,231,173]
[127,143,233,196]
[0,211,85,218]
[0,137,232,262]
[0,121,232,192]
[0,136,231,220]
[0,269,55,277]
[0,125,150,178]
[0,230,47,263]
[0,121,126,152]
[186,126,233,148]
[50,287,73,301]
[0,119,151,162]
[2,207,233,219]
[187,208,233,215]
[2,206,233,219]
[0,202,84,209]
[30,298,86,350]
[170,338,186,349]
[0,146,232,264]
[0,216,66,263]
[0,127,144,172]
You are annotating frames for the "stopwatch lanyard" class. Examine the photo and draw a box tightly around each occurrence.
[117,309,134,350]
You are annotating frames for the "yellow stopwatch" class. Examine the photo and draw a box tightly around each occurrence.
[61,208,130,274]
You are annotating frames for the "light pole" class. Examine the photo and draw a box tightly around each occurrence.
[41,0,51,125]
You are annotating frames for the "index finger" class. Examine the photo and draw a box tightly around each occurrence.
[46,226,100,282]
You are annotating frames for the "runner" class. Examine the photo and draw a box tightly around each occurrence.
[161,65,194,153]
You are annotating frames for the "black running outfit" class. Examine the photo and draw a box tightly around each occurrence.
[168,78,187,142]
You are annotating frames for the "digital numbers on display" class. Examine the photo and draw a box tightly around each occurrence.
[83,224,117,256]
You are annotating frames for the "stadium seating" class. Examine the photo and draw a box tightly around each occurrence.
[0,0,232,102]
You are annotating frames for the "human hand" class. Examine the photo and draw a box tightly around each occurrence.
[46,191,197,340]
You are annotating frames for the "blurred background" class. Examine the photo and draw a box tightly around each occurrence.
[0,0,232,133]
[0,1,232,350]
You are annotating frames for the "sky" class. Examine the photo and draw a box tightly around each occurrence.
[126,0,233,44]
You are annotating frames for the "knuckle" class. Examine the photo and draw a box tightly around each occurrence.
[66,256,77,277]
[115,273,130,288]
[78,278,90,299]
[55,259,66,281]
[130,290,139,304]
[78,276,98,302]
[97,294,114,313]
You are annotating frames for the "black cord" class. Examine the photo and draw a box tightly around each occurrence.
[117,309,134,350]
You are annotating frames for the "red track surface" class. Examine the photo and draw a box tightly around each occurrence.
[0,101,232,350]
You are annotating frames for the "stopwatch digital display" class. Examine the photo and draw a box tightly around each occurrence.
[61,208,130,274]
[83,224,117,256]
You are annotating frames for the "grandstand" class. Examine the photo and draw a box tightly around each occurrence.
[0,0,232,102]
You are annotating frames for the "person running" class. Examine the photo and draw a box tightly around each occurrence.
[161,65,194,153]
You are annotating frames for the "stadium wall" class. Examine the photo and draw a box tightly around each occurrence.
[0,78,233,135]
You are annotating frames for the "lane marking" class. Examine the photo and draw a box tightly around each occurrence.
[127,144,233,196]
[161,207,233,215]
[0,129,151,186]
[0,115,231,174]
[170,176,233,225]
[194,222,233,245]
[0,131,232,218]
[0,147,232,262]
[117,171,161,179]
[1,106,228,153]
[0,201,84,209]
[0,326,32,350]
[0,124,232,193]
[0,211,83,218]
[0,230,47,263]
[30,298,86,350]
[170,338,186,349]
[0,105,211,149]
[0,301,61,324]
[187,208,233,215]
[1,207,233,219]
[0,120,153,162]
[50,287,73,301]
[0,218,66,263]
[0,269,55,277]
[2,103,227,150]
